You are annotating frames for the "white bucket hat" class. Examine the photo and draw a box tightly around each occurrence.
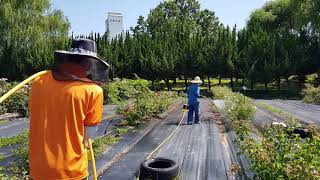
[191,76,202,84]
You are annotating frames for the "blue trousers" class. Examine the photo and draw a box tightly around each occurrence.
[187,102,200,124]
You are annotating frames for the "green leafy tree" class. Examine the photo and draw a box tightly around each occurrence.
[0,0,69,80]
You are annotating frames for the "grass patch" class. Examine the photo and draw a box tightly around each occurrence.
[92,135,119,157]
[0,130,29,147]
[0,120,9,125]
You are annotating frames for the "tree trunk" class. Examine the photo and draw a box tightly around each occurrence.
[152,80,155,91]
[277,77,281,91]
[207,76,211,90]
[230,77,234,90]
[173,78,177,85]
[219,77,222,86]
[164,78,171,91]
[242,78,245,87]
[298,74,306,90]
[265,82,268,91]
[184,77,188,91]
[236,78,238,83]
[250,81,254,90]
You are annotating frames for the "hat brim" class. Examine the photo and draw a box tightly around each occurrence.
[190,80,202,84]
[54,50,110,67]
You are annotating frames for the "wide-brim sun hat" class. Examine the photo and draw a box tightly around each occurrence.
[53,38,110,83]
[54,38,109,67]
[191,76,202,84]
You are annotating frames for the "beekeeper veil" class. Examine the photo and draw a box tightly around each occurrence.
[52,38,109,84]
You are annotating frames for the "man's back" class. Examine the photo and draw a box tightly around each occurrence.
[29,71,103,180]
[187,84,200,104]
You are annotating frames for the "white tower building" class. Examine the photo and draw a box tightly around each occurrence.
[105,12,124,41]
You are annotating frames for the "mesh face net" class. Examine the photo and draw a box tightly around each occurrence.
[53,52,109,83]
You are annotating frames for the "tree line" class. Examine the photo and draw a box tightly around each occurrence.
[1,0,319,91]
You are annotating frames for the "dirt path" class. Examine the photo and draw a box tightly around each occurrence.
[256,100,320,125]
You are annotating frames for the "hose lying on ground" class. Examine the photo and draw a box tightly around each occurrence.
[136,108,187,180]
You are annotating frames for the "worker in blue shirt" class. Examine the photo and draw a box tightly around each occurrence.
[187,76,202,125]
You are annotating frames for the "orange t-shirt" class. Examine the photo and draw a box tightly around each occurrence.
[29,71,103,180]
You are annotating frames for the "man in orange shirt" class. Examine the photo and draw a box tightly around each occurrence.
[29,39,109,180]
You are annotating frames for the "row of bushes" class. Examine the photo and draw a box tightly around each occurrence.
[213,86,320,179]
[102,77,150,104]
[116,91,177,126]
[0,79,30,117]
[302,84,320,105]
[0,76,151,117]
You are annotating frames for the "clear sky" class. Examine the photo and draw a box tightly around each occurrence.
[52,0,269,35]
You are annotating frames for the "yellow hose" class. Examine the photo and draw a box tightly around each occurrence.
[0,70,98,180]
[0,70,49,104]
[137,109,187,180]
[88,138,97,180]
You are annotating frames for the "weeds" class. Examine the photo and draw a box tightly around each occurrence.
[92,136,119,157]
[115,127,129,135]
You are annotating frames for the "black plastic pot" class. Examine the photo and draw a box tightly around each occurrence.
[286,128,313,139]
[139,157,179,180]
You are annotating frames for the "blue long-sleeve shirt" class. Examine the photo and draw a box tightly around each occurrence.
[187,84,200,104]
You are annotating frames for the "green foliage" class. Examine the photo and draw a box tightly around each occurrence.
[102,78,150,104]
[211,86,233,99]
[215,86,255,140]
[115,127,129,135]
[0,130,29,147]
[10,145,30,179]
[302,84,320,104]
[242,125,320,179]
[3,131,30,179]
[0,0,70,80]
[117,91,176,126]
[92,136,119,157]
[0,80,30,116]
[218,86,320,179]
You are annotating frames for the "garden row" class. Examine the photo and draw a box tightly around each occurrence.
[0,78,177,179]
[213,86,320,179]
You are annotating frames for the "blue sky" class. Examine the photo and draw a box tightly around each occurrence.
[52,0,269,35]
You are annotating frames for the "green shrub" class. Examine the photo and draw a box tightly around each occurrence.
[306,73,318,84]
[217,86,320,179]
[302,84,320,104]
[0,80,30,116]
[0,130,29,147]
[212,86,233,99]
[115,127,129,135]
[11,145,30,179]
[242,126,320,179]
[116,91,176,126]
[101,78,150,104]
